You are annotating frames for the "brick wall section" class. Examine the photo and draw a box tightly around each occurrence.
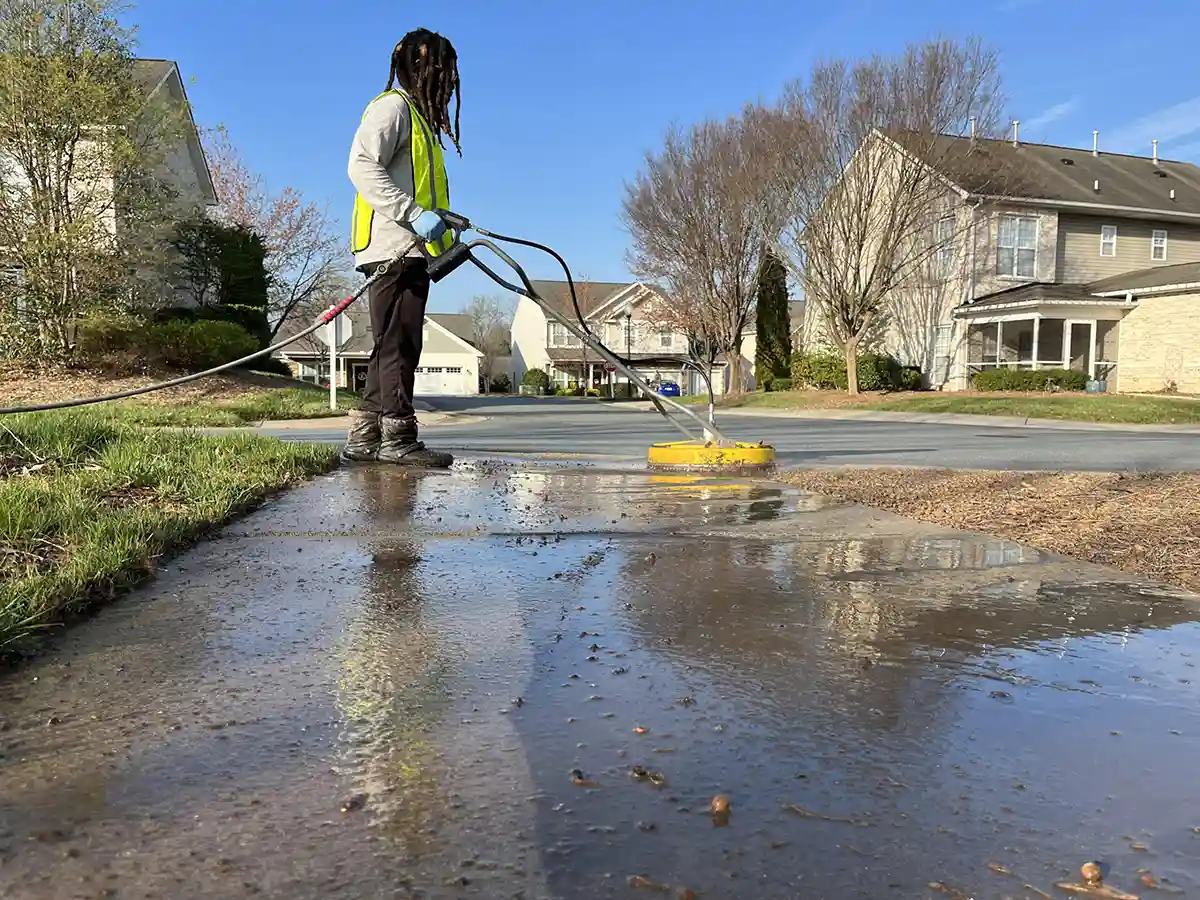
[1116,292,1200,393]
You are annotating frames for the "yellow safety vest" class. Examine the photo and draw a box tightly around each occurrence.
[350,89,453,258]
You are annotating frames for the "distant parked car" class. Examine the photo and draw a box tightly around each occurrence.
[656,381,681,397]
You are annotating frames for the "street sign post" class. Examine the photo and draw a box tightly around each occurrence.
[317,311,354,411]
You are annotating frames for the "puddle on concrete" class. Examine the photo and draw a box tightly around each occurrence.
[0,463,1197,899]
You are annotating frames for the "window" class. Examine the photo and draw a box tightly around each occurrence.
[996,215,1038,278]
[658,328,674,349]
[933,324,952,386]
[1100,224,1117,257]
[1152,229,1168,261]
[446,366,462,373]
[548,322,581,348]
[934,216,956,274]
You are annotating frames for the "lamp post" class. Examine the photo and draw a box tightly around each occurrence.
[623,308,633,398]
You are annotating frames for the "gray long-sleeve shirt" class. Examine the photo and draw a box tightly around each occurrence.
[347,91,424,270]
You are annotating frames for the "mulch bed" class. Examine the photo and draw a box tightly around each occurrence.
[779,469,1200,594]
[0,364,299,408]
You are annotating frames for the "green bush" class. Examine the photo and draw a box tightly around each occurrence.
[972,368,1087,392]
[791,350,912,392]
[791,351,848,390]
[249,358,295,378]
[152,319,259,371]
[77,315,259,374]
[768,377,793,393]
[585,388,601,397]
[521,368,550,394]
[898,367,924,391]
[489,373,512,393]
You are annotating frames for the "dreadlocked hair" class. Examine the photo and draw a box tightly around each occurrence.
[385,28,462,157]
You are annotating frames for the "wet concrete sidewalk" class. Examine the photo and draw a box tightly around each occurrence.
[1,461,1198,899]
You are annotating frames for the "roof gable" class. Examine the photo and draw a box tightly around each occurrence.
[133,58,217,206]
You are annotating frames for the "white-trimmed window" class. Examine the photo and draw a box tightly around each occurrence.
[996,215,1038,278]
[658,328,674,349]
[934,215,956,274]
[1100,224,1117,257]
[1152,229,1168,261]
[548,322,581,348]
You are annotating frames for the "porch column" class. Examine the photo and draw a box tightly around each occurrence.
[587,362,594,388]
[1061,325,1070,369]
[1031,317,1040,371]
[996,320,1004,367]
[1089,320,1098,380]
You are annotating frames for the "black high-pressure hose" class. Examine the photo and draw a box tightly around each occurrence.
[0,213,722,441]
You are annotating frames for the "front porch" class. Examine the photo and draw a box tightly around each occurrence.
[545,349,726,397]
[953,283,1136,389]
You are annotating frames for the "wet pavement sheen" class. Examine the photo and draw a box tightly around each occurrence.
[1,461,1198,899]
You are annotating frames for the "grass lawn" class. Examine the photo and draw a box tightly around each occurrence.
[0,367,358,427]
[0,410,338,655]
[695,389,1200,425]
[780,468,1200,595]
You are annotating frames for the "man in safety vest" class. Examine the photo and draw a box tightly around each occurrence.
[341,27,462,467]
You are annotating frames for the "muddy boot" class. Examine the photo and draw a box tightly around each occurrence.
[378,415,453,468]
[340,409,381,462]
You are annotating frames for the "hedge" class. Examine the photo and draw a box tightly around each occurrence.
[972,368,1087,392]
[76,316,260,374]
[791,350,913,392]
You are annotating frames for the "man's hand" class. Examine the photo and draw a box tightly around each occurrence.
[411,210,448,243]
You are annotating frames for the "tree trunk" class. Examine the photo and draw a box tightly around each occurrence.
[845,336,860,396]
[726,346,745,395]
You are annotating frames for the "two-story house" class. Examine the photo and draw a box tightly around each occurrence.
[509,280,735,395]
[806,128,1200,394]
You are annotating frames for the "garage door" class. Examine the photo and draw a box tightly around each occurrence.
[414,365,467,395]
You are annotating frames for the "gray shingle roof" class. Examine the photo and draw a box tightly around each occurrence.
[426,313,477,346]
[132,59,175,94]
[1087,261,1200,294]
[528,280,633,318]
[891,132,1200,216]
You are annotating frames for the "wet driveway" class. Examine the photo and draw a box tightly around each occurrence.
[1,461,1198,899]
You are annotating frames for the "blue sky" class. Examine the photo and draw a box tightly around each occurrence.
[129,0,1200,313]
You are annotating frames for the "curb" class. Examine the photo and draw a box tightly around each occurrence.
[633,404,1200,434]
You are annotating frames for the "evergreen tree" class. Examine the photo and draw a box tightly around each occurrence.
[754,244,791,389]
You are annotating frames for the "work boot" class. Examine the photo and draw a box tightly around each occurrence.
[378,415,453,468]
[340,409,381,462]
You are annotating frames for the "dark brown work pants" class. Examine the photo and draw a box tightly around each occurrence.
[359,257,430,420]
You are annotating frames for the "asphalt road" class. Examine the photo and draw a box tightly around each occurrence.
[266,397,1200,472]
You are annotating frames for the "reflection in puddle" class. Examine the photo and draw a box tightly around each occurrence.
[0,464,1196,900]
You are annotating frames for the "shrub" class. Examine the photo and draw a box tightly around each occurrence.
[77,315,259,374]
[768,377,794,393]
[249,358,295,378]
[585,388,601,397]
[856,353,903,392]
[152,319,260,372]
[972,368,1086,392]
[521,368,550,394]
[898,367,924,391]
[791,351,848,390]
[791,350,913,392]
[489,373,512,393]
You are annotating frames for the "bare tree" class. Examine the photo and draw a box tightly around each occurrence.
[773,37,1007,394]
[460,294,513,392]
[621,107,784,395]
[201,125,347,339]
[0,0,192,361]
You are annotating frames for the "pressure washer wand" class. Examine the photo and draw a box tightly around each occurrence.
[421,212,734,446]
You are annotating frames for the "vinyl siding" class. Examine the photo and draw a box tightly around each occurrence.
[1055,213,1200,283]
